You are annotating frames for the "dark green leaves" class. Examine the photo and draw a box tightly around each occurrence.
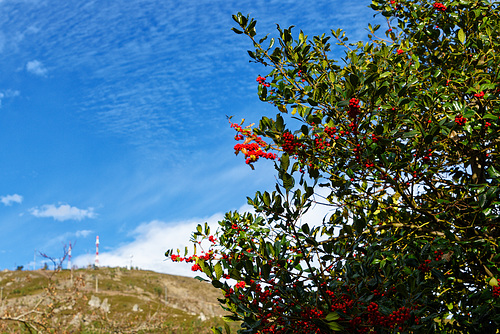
[172,4,500,333]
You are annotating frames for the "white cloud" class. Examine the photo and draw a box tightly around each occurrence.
[1,194,23,206]
[26,60,48,76]
[70,193,337,277]
[29,203,97,221]
[73,213,225,277]
[75,229,93,238]
[0,89,20,107]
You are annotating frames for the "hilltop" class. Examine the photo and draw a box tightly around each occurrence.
[0,267,234,333]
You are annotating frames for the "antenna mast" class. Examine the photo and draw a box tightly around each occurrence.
[68,243,72,270]
[95,236,100,267]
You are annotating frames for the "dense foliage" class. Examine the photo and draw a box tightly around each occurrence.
[167,0,500,332]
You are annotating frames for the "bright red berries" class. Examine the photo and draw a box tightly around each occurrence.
[191,263,201,272]
[397,49,404,55]
[474,91,485,98]
[282,131,303,155]
[256,75,270,87]
[324,126,336,138]
[231,121,277,166]
[493,286,500,298]
[433,2,447,11]
[348,98,361,119]
[455,115,467,126]
[235,281,246,289]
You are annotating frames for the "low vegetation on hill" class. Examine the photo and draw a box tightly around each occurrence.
[0,267,235,333]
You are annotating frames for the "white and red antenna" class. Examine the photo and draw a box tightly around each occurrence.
[68,243,72,270]
[95,236,100,267]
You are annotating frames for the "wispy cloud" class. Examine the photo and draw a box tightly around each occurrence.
[0,89,20,107]
[29,204,96,221]
[26,59,47,76]
[0,194,23,206]
[0,0,378,159]
[75,229,93,238]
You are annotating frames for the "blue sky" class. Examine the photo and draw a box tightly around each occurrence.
[0,0,383,276]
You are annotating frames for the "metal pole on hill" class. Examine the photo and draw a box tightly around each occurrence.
[95,236,99,268]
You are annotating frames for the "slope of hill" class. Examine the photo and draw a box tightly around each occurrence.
[0,267,233,333]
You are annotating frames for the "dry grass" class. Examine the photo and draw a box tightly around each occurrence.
[0,267,238,333]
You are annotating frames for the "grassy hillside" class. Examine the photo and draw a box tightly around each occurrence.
[0,267,235,333]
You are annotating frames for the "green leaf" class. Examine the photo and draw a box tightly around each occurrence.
[212,279,223,289]
[280,154,290,171]
[195,276,209,282]
[353,217,366,234]
[231,28,243,34]
[326,312,340,321]
[215,262,223,280]
[327,321,343,331]
[263,192,271,207]
[458,29,466,44]
[487,166,500,179]
[283,173,295,190]
[403,130,419,138]
[274,239,282,256]
[489,277,499,287]
[211,326,223,334]
[484,114,499,120]
[269,38,275,49]
[349,73,359,88]
[302,223,310,234]
[379,71,392,79]
[261,263,271,280]
[276,114,284,131]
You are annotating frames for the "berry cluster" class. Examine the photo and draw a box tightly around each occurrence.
[330,293,355,314]
[313,134,329,150]
[231,122,277,165]
[224,287,234,298]
[348,98,361,119]
[282,131,303,155]
[434,250,444,261]
[234,142,277,164]
[397,49,404,55]
[418,259,432,272]
[433,2,447,11]
[348,302,414,333]
[171,251,215,271]
[493,286,500,299]
[235,281,246,289]
[455,115,467,126]
[257,75,270,87]
[474,91,485,98]
[324,126,337,138]
[422,149,433,162]
[297,69,306,82]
